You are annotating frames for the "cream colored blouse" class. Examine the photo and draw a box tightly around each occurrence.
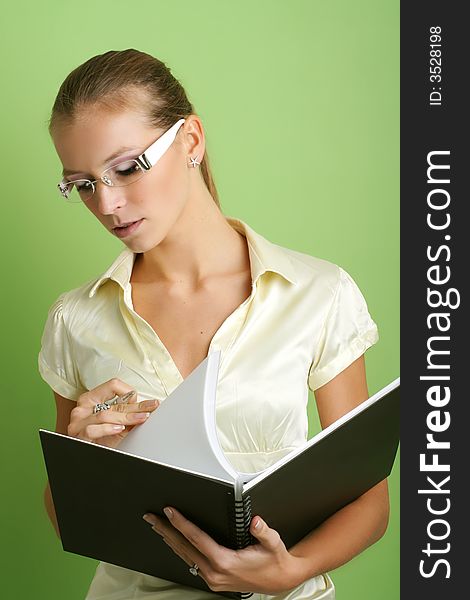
[38,216,379,600]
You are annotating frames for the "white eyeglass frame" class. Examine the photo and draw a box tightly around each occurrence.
[57,118,186,200]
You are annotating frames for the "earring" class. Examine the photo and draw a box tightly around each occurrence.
[189,155,201,168]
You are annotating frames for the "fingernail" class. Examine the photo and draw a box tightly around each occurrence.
[112,425,126,431]
[140,400,158,409]
[132,412,150,421]
[163,507,173,519]
[254,518,261,529]
[143,514,156,525]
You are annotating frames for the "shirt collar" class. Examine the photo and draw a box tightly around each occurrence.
[89,215,298,298]
[227,216,298,286]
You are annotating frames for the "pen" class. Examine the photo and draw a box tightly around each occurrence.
[104,390,136,408]
[92,390,137,415]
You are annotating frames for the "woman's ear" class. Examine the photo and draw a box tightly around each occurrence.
[182,115,206,163]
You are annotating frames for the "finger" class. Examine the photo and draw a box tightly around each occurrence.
[76,422,127,440]
[68,403,155,438]
[112,399,160,414]
[143,514,210,573]
[161,536,217,588]
[126,391,138,404]
[78,378,136,409]
[92,406,153,428]
[161,535,209,573]
[249,516,284,552]
[161,507,222,558]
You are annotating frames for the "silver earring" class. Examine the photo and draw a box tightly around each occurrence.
[189,155,201,168]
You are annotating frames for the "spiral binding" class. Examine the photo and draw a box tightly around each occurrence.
[232,495,253,599]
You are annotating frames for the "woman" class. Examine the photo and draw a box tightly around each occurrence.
[39,49,388,599]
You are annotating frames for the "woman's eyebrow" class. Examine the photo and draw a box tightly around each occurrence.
[62,146,140,177]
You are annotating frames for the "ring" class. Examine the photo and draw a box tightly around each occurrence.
[93,402,112,414]
[189,563,199,576]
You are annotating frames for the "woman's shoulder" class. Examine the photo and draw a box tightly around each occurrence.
[280,243,343,288]
[49,248,132,321]
[282,245,370,312]
[55,277,101,306]
[240,217,343,288]
[47,278,104,331]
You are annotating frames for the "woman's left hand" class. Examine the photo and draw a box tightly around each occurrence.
[142,507,306,594]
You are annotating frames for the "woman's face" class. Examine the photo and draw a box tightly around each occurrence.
[51,107,192,254]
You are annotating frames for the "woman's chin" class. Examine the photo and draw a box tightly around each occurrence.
[122,236,162,255]
[122,240,148,253]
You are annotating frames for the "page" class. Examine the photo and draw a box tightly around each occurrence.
[117,350,240,482]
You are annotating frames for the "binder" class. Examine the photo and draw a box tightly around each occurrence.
[39,351,400,599]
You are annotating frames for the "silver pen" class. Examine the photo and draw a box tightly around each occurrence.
[103,390,136,408]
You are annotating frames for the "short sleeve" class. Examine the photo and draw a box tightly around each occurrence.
[308,266,379,391]
[38,293,86,401]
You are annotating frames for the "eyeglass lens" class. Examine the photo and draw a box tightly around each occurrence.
[61,159,146,202]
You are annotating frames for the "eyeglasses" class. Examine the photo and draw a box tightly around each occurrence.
[57,118,186,203]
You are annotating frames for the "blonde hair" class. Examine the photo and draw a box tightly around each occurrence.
[49,49,220,208]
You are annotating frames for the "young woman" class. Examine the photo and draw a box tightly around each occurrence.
[39,49,388,600]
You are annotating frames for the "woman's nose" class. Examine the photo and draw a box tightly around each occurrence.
[94,182,126,215]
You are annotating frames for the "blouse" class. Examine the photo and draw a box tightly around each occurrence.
[38,215,379,600]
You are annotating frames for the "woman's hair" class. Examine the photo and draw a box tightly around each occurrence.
[49,48,220,208]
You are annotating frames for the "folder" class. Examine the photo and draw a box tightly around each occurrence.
[39,351,400,599]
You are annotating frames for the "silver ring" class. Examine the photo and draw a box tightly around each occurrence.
[189,563,199,576]
[93,402,111,414]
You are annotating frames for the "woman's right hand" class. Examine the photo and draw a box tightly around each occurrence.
[67,378,160,448]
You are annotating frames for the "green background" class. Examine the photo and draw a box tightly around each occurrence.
[0,1,399,598]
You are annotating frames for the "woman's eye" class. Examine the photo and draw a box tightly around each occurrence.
[116,163,139,177]
[75,181,92,191]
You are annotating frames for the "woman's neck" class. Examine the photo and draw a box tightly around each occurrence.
[131,192,250,291]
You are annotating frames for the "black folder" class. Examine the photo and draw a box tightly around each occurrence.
[39,354,399,599]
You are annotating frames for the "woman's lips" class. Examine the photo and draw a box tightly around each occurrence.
[112,219,144,238]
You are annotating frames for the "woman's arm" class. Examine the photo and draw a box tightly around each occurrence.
[287,354,390,582]
[44,392,76,539]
